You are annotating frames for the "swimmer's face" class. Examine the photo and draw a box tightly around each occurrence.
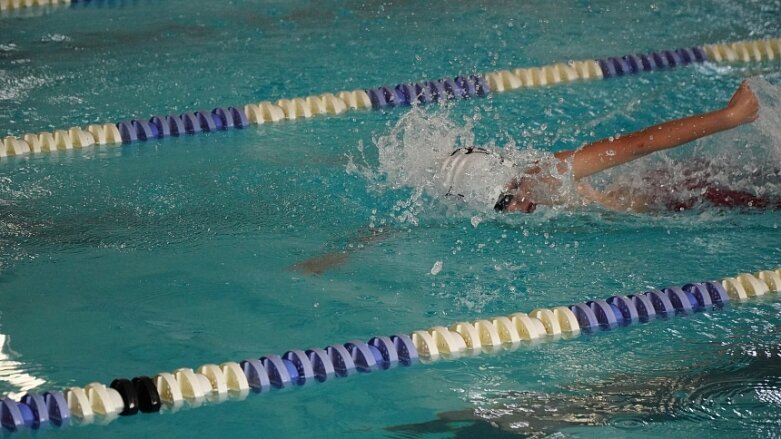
[505,195,537,213]
[496,177,537,214]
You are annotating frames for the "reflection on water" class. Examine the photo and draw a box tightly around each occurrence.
[0,334,45,400]
[386,347,781,438]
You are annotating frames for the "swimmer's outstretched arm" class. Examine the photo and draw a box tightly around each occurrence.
[290,226,392,275]
[555,81,760,180]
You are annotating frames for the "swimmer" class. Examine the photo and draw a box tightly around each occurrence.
[292,81,764,276]
[441,80,761,213]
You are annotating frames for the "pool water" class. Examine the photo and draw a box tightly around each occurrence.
[1,0,781,437]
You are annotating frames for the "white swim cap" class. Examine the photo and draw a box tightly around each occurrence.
[438,147,517,208]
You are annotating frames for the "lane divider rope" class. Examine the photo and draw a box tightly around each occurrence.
[1,37,779,161]
[1,0,175,12]
[0,0,70,11]
[0,0,147,11]
[1,266,779,433]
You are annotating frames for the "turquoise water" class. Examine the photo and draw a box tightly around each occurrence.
[1,0,781,437]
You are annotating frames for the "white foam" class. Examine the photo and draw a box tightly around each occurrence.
[430,260,443,276]
[366,107,575,214]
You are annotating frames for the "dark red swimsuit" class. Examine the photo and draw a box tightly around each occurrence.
[667,183,781,211]
[631,162,780,212]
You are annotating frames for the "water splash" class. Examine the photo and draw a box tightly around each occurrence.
[750,77,781,162]
[352,106,577,222]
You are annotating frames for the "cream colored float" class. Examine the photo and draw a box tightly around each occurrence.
[1,136,30,158]
[244,101,286,124]
[87,124,122,145]
[703,39,781,62]
[336,90,372,110]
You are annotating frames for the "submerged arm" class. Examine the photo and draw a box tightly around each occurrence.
[291,226,392,275]
[555,81,759,180]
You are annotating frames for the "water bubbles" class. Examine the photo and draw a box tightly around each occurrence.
[508,421,530,429]
[40,34,71,43]
[471,216,482,228]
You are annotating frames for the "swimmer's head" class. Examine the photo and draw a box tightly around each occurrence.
[439,147,513,209]
[439,147,536,213]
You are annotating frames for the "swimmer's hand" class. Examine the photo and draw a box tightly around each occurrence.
[724,80,759,127]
